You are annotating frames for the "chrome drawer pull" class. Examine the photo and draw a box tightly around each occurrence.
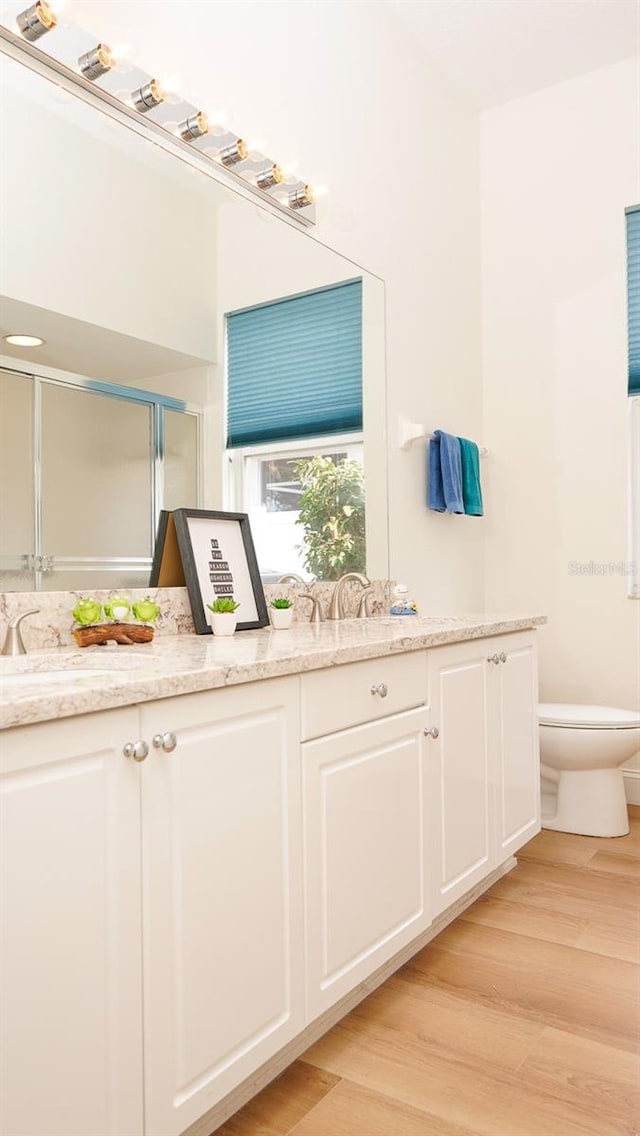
[424,726,440,739]
[370,682,388,698]
[123,740,149,762]
[152,731,178,753]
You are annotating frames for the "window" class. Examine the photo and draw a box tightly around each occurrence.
[229,435,364,581]
[627,205,640,598]
[226,280,364,580]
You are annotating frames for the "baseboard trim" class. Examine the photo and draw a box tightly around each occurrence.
[624,768,640,805]
[182,856,517,1136]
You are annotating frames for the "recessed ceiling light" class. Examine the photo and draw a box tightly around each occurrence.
[3,334,46,347]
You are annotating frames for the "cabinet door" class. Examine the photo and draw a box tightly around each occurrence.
[0,708,143,1136]
[426,641,492,917]
[490,634,540,859]
[303,706,431,1019]
[140,679,304,1136]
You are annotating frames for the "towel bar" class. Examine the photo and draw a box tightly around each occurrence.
[398,416,489,457]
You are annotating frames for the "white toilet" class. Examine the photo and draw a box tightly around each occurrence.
[539,703,640,837]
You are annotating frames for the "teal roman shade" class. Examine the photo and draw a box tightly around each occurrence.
[226,279,362,448]
[627,205,640,397]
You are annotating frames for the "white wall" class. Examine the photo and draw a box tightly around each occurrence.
[72,0,485,612]
[482,60,640,735]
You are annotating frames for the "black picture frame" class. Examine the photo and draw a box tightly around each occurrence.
[171,508,268,634]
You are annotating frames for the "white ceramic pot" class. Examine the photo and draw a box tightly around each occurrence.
[270,606,293,630]
[210,612,238,637]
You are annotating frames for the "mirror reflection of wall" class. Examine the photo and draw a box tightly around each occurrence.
[0,49,388,592]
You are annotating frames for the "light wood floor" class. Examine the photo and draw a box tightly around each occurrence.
[217,807,640,1136]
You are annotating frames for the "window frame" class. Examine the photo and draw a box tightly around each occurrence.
[629,396,640,598]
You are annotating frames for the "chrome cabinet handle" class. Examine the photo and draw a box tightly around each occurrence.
[424,726,440,739]
[123,740,149,762]
[487,653,500,665]
[370,682,388,698]
[152,731,178,753]
[499,652,507,663]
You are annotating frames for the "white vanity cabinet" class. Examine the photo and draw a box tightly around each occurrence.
[0,678,303,1136]
[139,679,304,1136]
[302,705,431,1018]
[426,631,540,917]
[0,624,541,1136]
[0,707,144,1136]
[487,632,540,860]
[425,638,493,916]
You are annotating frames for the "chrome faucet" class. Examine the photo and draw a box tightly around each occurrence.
[276,574,307,587]
[327,572,370,620]
[1,609,40,656]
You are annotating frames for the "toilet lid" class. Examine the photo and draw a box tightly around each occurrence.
[539,702,640,729]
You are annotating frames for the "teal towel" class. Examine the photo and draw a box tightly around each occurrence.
[458,437,484,516]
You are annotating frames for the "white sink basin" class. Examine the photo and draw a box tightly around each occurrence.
[0,669,118,689]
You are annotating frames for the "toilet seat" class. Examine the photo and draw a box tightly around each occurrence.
[539,702,640,730]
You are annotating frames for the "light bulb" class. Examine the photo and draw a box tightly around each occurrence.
[111,43,133,64]
[207,109,229,129]
[246,138,267,156]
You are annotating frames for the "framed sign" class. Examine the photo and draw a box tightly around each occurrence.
[170,509,268,634]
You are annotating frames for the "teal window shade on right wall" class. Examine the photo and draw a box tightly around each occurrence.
[626,205,640,396]
[226,279,363,449]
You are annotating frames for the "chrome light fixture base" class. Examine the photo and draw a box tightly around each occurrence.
[79,44,114,81]
[16,1,56,42]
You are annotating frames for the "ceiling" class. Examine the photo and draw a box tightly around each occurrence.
[388,0,640,108]
[0,298,211,386]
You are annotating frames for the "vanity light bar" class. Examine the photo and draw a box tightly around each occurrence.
[16,1,56,42]
[178,111,209,141]
[132,78,164,113]
[3,13,318,222]
[78,43,114,80]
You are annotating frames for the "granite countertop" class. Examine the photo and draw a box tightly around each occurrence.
[0,613,546,730]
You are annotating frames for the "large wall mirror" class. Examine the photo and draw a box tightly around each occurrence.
[0,43,388,593]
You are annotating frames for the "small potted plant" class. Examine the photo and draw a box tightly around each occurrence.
[270,597,294,630]
[207,597,240,637]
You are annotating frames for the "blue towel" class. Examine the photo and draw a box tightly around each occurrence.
[458,436,484,516]
[427,430,464,513]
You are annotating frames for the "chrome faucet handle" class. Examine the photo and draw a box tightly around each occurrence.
[357,586,375,619]
[300,593,324,623]
[1,608,40,656]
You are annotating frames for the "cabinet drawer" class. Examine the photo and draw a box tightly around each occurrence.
[301,651,427,740]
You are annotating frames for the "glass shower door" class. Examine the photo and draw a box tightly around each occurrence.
[40,382,153,591]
